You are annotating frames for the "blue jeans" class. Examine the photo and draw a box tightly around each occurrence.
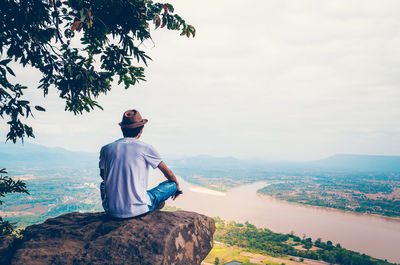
[147,180,177,212]
[100,180,177,214]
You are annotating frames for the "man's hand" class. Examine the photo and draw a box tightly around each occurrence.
[158,161,182,200]
[172,189,183,200]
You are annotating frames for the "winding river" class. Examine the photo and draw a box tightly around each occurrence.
[149,173,400,263]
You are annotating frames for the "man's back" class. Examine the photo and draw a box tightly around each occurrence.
[99,137,162,218]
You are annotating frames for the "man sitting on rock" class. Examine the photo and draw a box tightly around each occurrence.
[99,109,182,218]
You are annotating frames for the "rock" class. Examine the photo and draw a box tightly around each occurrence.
[2,210,215,265]
[0,234,20,265]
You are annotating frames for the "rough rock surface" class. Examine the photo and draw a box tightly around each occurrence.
[1,210,215,265]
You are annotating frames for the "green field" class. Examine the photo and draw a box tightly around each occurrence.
[203,243,304,265]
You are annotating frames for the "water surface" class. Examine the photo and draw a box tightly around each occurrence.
[149,174,400,263]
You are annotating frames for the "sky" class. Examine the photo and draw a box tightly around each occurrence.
[1,0,400,160]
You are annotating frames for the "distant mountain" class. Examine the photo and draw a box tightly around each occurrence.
[1,143,399,174]
[167,153,400,175]
[307,154,400,173]
[0,142,97,169]
[165,155,242,170]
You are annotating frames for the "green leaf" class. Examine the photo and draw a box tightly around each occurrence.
[189,25,196,37]
[18,100,30,105]
[6,67,15,76]
[34,106,46,111]
[0,59,12,66]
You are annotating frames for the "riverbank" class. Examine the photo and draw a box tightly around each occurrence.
[256,177,400,218]
[204,219,394,265]
[256,192,400,222]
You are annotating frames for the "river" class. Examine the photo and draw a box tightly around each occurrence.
[149,173,400,263]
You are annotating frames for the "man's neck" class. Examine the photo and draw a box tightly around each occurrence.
[123,136,140,139]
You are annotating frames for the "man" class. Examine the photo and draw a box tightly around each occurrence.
[99,109,182,218]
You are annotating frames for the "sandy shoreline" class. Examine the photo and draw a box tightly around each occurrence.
[189,185,227,196]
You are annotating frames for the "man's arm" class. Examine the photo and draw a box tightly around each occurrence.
[158,161,182,198]
[99,147,105,180]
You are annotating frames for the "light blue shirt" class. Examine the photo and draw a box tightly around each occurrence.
[99,138,162,218]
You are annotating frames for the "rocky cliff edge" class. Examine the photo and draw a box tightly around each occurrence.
[0,210,215,265]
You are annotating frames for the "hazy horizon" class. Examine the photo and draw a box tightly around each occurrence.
[3,141,400,164]
[1,0,400,160]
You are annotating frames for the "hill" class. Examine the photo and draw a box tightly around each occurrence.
[2,142,400,174]
[0,143,97,169]
[308,154,400,173]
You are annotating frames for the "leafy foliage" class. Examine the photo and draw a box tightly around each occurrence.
[0,0,195,143]
[0,168,29,236]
